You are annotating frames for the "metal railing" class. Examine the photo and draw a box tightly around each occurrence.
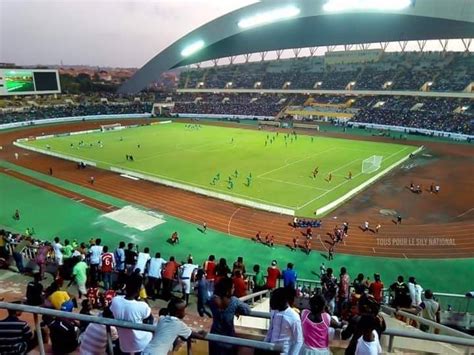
[381,305,474,339]
[383,328,474,352]
[0,301,282,355]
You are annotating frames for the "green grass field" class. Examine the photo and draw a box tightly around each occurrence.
[24,122,419,216]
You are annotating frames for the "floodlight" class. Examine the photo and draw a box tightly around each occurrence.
[323,0,412,12]
[238,6,300,29]
[387,81,393,85]
[427,82,433,86]
[181,40,205,57]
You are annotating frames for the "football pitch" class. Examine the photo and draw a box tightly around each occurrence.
[22,122,419,216]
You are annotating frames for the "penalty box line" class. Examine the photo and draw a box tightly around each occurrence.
[297,146,412,210]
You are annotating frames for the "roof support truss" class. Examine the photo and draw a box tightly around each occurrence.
[380,42,390,51]
[309,47,318,56]
[326,45,337,52]
[276,49,284,60]
[293,48,302,58]
[417,40,427,52]
[398,41,408,52]
[461,38,472,51]
[260,51,268,61]
[439,39,449,51]
[243,53,252,63]
[357,43,370,50]
[228,56,236,65]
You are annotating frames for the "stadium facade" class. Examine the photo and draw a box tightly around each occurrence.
[119,0,474,93]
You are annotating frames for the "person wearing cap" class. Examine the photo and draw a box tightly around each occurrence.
[266,260,281,290]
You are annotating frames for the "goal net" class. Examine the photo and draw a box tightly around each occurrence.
[362,155,383,174]
[100,123,122,132]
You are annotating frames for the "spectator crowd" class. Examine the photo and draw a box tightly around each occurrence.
[0,227,445,355]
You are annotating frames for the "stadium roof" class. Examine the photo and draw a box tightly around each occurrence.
[119,0,474,93]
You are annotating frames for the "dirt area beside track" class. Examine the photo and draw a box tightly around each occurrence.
[1,119,473,258]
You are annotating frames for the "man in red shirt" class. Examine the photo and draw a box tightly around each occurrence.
[100,246,115,291]
[162,256,180,300]
[266,260,281,289]
[232,270,247,298]
[203,255,216,281]
[369,273,384,303]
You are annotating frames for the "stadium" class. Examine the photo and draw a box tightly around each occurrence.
[0,0,473,354]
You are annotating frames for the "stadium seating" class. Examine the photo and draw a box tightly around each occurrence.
[178,52,473,91]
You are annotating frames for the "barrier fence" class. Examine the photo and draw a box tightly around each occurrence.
[1,299,472,355]
[0,302,282,355]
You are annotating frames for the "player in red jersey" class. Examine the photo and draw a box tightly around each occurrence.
[293,236,299,251]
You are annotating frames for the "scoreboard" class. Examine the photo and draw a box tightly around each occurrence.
[0,68,61,96]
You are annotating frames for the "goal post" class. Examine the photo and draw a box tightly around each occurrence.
[362,155,383,174]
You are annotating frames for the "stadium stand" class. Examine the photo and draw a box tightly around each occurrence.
[178,52,473,91]
[0,228,472,354]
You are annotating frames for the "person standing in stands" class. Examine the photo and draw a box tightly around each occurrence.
[147,252,166,300]
[232,256,246,277]
[390,276,410,308]
[265,287,303,354]
[100,246,115,291]
[0,302,35,355]
[203,255,217,281]
[266,260,281,290]
[89,238,103,284]
[208,277,251,355]
[232,270,247,298]
[354,315,382,355]
[134,247,151,275]
[110,276,153,354]
[124,242,138,274]
[369,274,384,304]
[143,298,207,355]
[321,268,338,314]
[196,269,213,318]
[300,294,345,355]
[179,257,198,305]
[419,290,441,333]
[114,241,126,289]
[72,256,88,299]
[252,264,266,292]
[282,263,297,289]
[214,258,231,283]
[26,273,44,306]
[162,256,180,300]
[338,267,350,313]
[12,237,31,274]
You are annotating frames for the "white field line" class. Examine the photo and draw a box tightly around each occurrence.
[259,177,330,191]
[297,147,411,210]
[257,147,338,178]
[22,143,298,209]
[228,207,243,235]
[136,140,233,163]
[327,157,362,175]
[117,166,299,209]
